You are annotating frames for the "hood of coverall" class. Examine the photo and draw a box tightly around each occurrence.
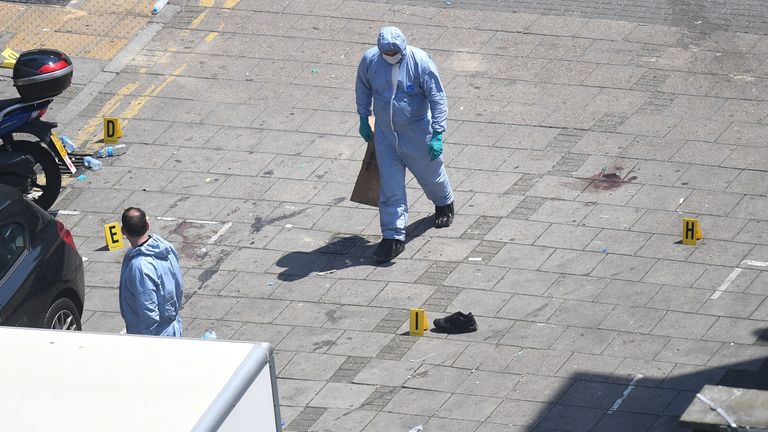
[127,235,174,260]
[377,27,408,57]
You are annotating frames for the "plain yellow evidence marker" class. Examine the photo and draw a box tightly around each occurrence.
[104,222,125,250]
[409,308,429,336]
[682,218,703,246]
[103,117,123,144]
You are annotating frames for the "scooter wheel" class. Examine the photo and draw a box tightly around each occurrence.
[11,140,62,210]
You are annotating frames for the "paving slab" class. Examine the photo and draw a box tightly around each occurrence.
[30,0,768,430]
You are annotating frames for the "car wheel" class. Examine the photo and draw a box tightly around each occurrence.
[43,298,82,331]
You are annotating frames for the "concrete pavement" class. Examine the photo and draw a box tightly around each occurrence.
[365,0,768,35]
[13,0,768,430]
[0,0,167,155]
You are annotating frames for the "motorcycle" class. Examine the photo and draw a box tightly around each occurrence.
[0,48,75,210]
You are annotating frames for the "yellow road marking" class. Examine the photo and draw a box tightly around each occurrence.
[73,62,186,152]
[154,64,187,93]
[223,0,241,8]
[118,64,187,119]
[116,85,137,96]
[190,11,207,29]
[199,0,215,7]
[118,83,158,120]
[204,20,224,43]
[74,82,138,147]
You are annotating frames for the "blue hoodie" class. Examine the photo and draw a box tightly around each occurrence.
[119,235,183,336]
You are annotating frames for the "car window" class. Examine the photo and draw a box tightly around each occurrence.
[0,223,26,280]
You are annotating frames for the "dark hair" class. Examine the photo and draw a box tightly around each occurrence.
[122,207,149,237]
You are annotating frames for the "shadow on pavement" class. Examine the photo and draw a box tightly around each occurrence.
[519,347,768,431]
[273,215,433,281]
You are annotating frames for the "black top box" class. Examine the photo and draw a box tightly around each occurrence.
[13,49,73,101]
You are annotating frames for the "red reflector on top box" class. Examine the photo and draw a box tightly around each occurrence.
[38,59,70,74]
[13,49,73,101]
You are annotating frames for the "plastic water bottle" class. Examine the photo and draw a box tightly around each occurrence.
[95,144,126,158]
[83,156,102,171]
[152,0,169,14]
[202,329,217,340]
[60,135,76,153]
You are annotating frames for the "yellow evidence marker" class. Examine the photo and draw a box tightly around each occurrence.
[682,218,702,246]
[409,308,429,336]
[1,48,18,68]
[104,222,125,250]
[103,117,123,144]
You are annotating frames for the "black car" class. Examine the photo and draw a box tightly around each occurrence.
[0,184,84,330]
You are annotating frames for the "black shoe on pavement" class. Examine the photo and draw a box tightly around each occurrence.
[373,238,405,263]
[432,311,477,334]
[434,201,454,228]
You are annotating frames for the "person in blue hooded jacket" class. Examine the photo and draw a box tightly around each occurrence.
[356,26,455,263]
[119,207,183,336]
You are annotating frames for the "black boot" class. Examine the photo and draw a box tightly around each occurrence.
[434,201,454,228]
[373,238,405,263]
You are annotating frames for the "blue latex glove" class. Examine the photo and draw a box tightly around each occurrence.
[359,116,372,142]
[429,131,443,161]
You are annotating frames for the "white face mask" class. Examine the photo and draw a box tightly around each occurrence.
[383,53,402,64]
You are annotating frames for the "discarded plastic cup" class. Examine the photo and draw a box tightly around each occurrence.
[83,156,102,171]
[202,329,218,340]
